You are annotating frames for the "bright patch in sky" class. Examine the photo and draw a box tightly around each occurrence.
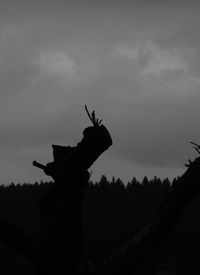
[38,51,77,78]
[141,42,188,76]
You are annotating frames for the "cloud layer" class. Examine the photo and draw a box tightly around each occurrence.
[0,0,200,183]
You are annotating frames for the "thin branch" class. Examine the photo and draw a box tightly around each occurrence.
[84,105,94,125]
[0,213,34,259]
[84,105,102,126]
[190,141,200,155]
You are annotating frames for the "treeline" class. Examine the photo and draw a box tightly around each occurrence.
[0,175,177,266]
[1,175,200,269]
[84,175,174,264]
[0,174,199,273]
[0,174,199,269]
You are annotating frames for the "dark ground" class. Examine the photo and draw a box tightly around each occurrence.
[0,177,200,274]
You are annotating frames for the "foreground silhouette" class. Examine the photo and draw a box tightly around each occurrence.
[33,106,113,274]
[97,146,200,274]
[0,108,200,274]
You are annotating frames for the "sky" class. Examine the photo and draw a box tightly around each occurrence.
[0,0,200,184]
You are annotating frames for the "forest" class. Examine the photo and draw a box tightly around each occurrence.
[0,174,200,274]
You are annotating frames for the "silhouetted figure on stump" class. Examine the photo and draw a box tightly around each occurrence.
[33,106,113,274]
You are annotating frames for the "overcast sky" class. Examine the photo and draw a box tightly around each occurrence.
[0,0,200,184]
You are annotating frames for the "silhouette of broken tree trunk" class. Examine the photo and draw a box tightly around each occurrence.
[0,106,112,274]
[33,106,113,274]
